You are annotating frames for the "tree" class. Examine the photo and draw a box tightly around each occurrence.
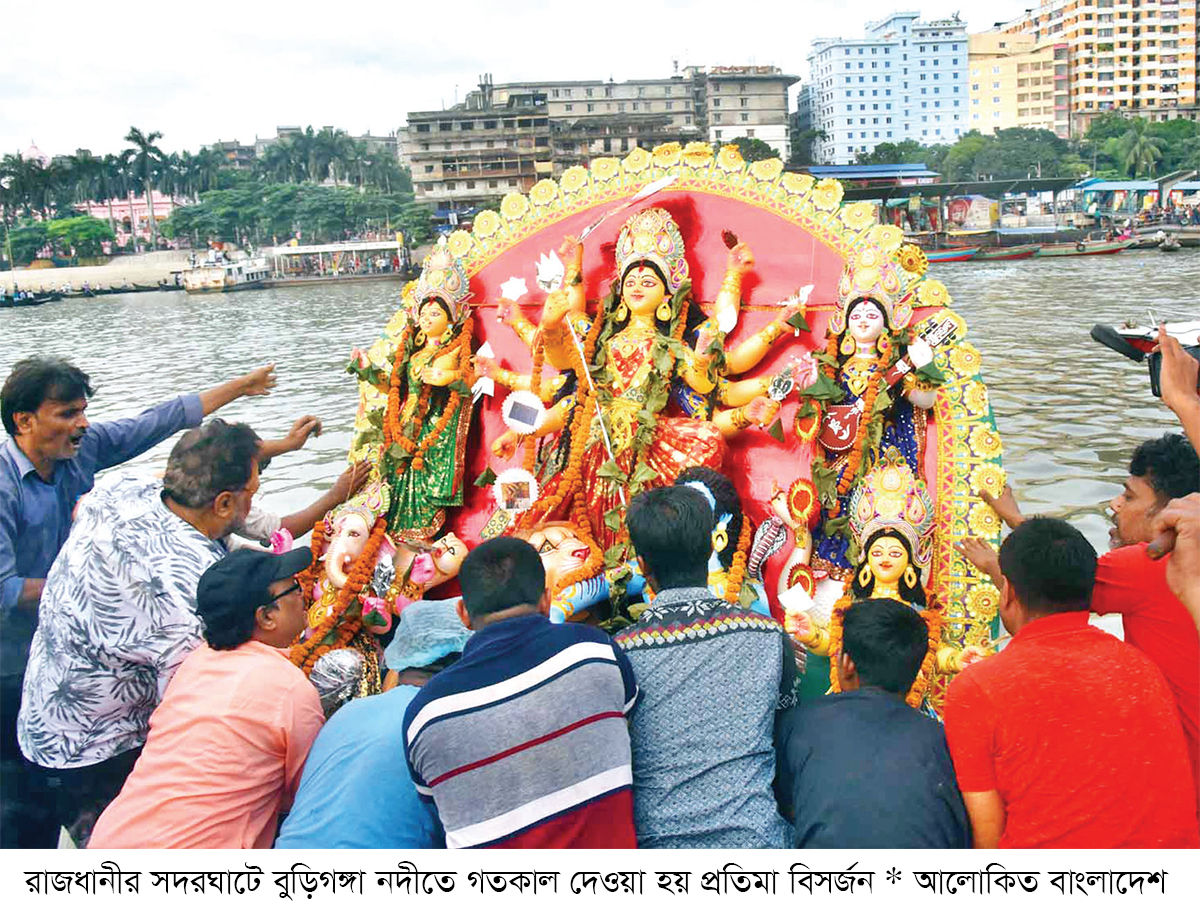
[788,129,826,167]
[1116,119,1164,178]
[45,215,115,258]
[727,136,777,162]
[123,126,166,250]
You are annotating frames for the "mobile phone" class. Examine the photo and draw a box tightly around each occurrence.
[1148,345,1200,398]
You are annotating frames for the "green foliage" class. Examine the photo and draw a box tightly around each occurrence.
[44,215,115,257]
[8,221,48,265]
[726,137,777,163]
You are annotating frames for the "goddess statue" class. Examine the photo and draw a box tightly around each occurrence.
[802,238,942,581]
[289,244,477,689]
[784,449,987,712]
[492,207,729,568]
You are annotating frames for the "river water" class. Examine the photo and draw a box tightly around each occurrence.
[2,250,1198,564]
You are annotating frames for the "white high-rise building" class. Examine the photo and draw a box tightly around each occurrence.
[804,11,969,164]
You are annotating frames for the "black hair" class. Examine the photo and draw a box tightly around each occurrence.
[835,298,892,367]
[1130,433,1200,502]
[851,528,927,604]
[162,419,262,509]
[627,485,713,591]
[842,597,929,694]
[420,295,453,323]
[675,466,744,569]
[458,536,546,618]
[1,357,95,435]
[998,516,1097,615]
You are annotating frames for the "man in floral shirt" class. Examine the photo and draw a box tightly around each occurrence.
[18,419,262,845]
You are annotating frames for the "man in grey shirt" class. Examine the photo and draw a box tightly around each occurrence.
[615,485,795,848]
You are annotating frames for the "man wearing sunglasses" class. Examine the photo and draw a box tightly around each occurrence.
[89,547,323,848]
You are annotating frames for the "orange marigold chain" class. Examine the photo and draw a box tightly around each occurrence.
[826,590,944,708]
[412,314,474,470]
[723,513,753,603]
[821,333,887,517]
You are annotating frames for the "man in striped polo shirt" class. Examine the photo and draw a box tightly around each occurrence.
[403,536,640,848]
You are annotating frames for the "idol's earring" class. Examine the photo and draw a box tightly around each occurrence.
[858,564,873,590]
[414,330,427,347]
[615,302,629,322]
[877,334,892,357]
[840,333,856,356]
[656,300,673,322]
[903,565,918,589]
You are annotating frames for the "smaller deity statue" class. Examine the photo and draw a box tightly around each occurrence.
[783,448,987,710]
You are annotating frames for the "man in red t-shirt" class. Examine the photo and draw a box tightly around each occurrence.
[944,518,1197,849]
[961,433,1200,820]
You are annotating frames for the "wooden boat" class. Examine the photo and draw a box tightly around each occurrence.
[1159,237,1183,252]
[1036,239,1132,257]
[971,244,1041,261]
[925,246,980,263]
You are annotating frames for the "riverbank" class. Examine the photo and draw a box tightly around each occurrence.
[1,250,193,292]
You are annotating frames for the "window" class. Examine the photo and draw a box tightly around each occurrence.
[466,181,475,189]
[713,98,721,107]
[586,87,594,97]
[416,124,431,133]
[740,97,748,107]
[665,101,673,110]
[565,104,573,111]
[423,165,434,173]
[489,180,498,189]
[740,113,749,122]
[587,103,595,112]
[715,129,723,139]
[445,181,456,190]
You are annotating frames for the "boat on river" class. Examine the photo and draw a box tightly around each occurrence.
[182,254,271,294]
[925,246,979,263]
[971,244,1041,261]
[1036,239,1132,257]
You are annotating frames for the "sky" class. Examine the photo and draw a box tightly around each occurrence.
[1,0,1039,159]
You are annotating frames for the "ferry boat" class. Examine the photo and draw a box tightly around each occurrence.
[182,253,271,294]
[925,246,980,263]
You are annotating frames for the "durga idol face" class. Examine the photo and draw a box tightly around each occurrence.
[418,298,451,340]
[867,534,909,589]
[848,299,886,346]
[622,265,666,318]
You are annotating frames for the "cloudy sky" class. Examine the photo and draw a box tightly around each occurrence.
[2,0,1037,158]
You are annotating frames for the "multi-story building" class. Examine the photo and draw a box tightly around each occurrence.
[203,139,256,169]
[806,11,969,164]
[969,33,1071,137]
[995,0,1198,136]
[697,65,799,156]
[401,67,796,211]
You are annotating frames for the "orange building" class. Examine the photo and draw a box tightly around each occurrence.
[992,0,1197,136]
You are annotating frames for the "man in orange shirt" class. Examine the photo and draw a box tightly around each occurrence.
[88,548,323,849]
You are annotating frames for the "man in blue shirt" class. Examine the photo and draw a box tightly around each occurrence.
[774,597,970,848]
[0,355,275,847]
[275,598,470,849]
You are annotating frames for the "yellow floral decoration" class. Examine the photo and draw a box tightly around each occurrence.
[872,224,905,253]
[716,144,745,172]
[681,141,715,167]
[652,142,682,167]
[473,210,501,239]
[968,502,1002,538]
[559,166,589,194]
[782,172,815,195]
[841,201,876,231]
[970,463,1007,498]
[591,157,620,181]
[624,146,652,173]
[446,230,473,258]
[967,584,1001,620]
[962,381,990,416]
[812,178,844,210]
[897,243,929,275]
[969,426,1004,459]
[749,158,784,182]
[950,342,982,375]
[500,192,529,220]
[530,179,559,207]
[916,278,951,308]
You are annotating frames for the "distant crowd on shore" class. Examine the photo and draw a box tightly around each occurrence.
[0,327,1197,850]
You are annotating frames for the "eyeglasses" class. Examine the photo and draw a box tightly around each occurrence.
[266,581,302,605]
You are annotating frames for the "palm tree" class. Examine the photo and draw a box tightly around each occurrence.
[68,150,104,212]
[1117,120,1164,179]
[124,126,166,250]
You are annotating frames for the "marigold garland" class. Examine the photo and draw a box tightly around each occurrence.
[826,586,944,708]
[723,509,752,604]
